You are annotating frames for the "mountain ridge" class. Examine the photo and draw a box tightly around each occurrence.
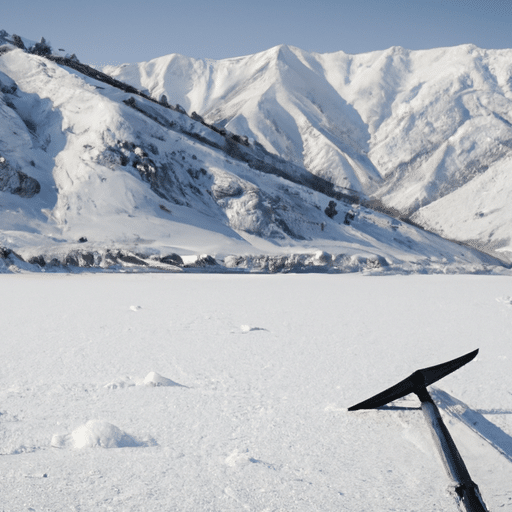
[104,43,512,260]
[0,31,508,273]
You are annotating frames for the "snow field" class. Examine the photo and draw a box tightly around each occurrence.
[0,273,512,510]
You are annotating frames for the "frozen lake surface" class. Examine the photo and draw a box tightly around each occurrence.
[1,273,512,511]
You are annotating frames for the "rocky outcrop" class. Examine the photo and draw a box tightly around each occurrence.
[0,156,40,198]
[57,250,184,270]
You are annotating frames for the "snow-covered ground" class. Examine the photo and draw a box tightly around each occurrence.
[1,273,512,511]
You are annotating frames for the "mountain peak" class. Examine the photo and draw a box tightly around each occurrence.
[102,43,512,262]
[0,38,510,272]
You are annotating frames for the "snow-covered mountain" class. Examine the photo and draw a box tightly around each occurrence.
[104,43,512,260]
[0,31,506,273]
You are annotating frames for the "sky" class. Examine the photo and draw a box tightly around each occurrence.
[3,0,512,67]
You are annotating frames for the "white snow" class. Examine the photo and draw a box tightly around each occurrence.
[143,371,181,387]
[51,420,151,449]
[0,44,504,272]
[1,273,511,510]
[105,44,512,259]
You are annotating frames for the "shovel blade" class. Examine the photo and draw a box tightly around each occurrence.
[348,349,479,411]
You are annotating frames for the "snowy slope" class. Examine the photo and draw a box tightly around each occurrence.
[1,273,512,510]
[105,44,512,259]
[104,45,384,194]
[412,154,512,257]
[0,35,504,274]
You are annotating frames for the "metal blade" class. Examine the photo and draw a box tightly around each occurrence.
[420,348,479,388]
[348,349,479,411]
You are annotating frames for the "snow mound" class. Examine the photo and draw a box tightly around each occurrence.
[104,371,183,389]
[51,420,150,449]
[224,448,276,470]
[224,448,260,467]
[240,325,267,333]
[143,371,181,387]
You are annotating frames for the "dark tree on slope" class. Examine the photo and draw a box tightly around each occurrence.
[344,211,355,225]
[324,200,338,219]
[12,34,26,50]
[30,37,52,57]
[0,155,41,198]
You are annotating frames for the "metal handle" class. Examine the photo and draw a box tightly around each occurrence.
[418,389,489,512]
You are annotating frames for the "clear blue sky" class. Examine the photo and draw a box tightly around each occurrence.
[4,0,512,66]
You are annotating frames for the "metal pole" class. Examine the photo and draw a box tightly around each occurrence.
[416,387,489,512]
